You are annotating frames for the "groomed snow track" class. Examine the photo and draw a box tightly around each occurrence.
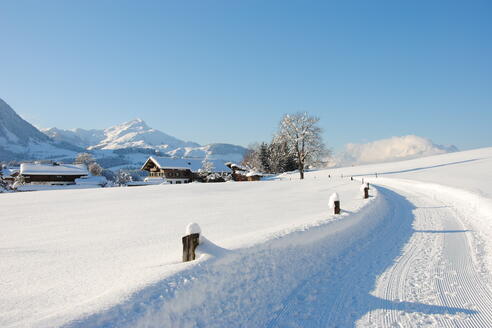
[267,182,492,327]
[67,180,492,328]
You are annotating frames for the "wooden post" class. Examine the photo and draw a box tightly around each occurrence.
[364,187,369,199]
[334,200,340,214]
[182,233,200,262]
[350,177,353,181]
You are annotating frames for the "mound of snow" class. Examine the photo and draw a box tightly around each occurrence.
[186,222,202,235]
[339,135,457,165]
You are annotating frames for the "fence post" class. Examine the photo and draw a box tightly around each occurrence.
[364,187,369,199]
[334,200,341,214]
[330,192,340,215]
[182,223,201,262]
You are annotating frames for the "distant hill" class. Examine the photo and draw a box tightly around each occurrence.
[0,98,80,161]
[43,119,248,166]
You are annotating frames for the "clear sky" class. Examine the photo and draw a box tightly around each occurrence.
[1,0,491,151]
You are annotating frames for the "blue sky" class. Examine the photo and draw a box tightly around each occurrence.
[1,0,491,151]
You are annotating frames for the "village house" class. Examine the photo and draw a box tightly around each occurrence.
[141,156,231,184]
[19,162,89,185]
[225,163,264,182]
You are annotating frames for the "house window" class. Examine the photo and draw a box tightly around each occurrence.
[176,181,181,184]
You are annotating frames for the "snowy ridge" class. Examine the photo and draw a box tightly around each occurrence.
[0,98,78,161]
[42,127,105,149]
[88,119,200,151]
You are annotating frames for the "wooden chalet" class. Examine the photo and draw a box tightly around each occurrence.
[19,163,89,185]
[141,157,231,184]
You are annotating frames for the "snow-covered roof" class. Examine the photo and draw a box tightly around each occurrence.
[20,163,89,176]
[246,171,263,177]
[143,157,231,173]
[230,163,248,171]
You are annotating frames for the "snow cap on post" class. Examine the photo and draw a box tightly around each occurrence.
[329,192,340,209]
[186,222,201,235]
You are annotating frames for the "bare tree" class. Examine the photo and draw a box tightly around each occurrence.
[88,162,103,176]
[241,143,262,170]
[75,153,95,166]
[277,112,325,179]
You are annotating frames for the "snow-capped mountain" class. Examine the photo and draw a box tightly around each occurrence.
[88,119,200,150]
[0,98,79,161]
[42,127,105,149]
[41,119,248,166]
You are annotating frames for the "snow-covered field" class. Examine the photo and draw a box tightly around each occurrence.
[2,147,492,327]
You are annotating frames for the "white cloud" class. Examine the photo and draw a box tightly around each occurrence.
[337,135,458,166]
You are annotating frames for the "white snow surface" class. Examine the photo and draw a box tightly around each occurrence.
[0,176,371,328]
[2,146,492,328]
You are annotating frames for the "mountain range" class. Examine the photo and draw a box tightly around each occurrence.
[0,98,248,168]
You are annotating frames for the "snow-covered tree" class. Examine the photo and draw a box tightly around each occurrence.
[115,169,132,186]
[200,158,215,174]
[259,143,271,173]
[268,137,297,173]
[88,162,103,176]
[277,112,326,179]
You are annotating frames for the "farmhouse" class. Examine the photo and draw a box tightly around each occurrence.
[141,156,231,184]
[19,163,89,185]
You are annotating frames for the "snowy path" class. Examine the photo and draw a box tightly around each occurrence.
[267,184,492,328]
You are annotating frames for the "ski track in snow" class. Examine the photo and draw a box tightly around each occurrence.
[267,184,492,328]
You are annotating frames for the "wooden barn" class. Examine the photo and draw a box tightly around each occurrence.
[141,157,231,184]
[19,163,88,185]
